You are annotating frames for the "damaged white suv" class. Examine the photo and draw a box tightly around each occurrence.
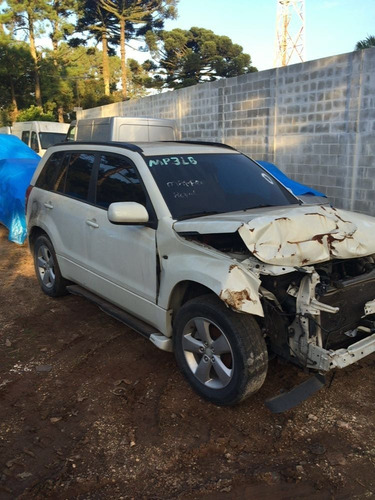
[26,141,375,410]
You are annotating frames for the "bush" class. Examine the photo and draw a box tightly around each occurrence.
[16,106,56,122]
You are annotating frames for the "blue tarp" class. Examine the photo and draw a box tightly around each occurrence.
[0,135,40,244]
[257,160,326,198]
[0,134,40,160]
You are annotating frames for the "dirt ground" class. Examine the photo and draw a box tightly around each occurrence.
[0,225,374,499]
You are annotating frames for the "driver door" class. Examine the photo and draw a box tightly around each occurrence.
[83,152,158,319]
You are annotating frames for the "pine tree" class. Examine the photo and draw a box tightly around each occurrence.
[99,0,177,100]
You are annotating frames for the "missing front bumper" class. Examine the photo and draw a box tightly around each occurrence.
[307,333,375,372]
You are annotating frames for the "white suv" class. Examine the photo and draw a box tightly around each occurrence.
[26,141,375,410]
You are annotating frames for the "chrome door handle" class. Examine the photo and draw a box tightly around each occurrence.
[86,219,99,228]
[43,202,53,209]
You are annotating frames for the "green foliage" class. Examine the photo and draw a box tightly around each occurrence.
[355,35,375,50]
[0,109,11,127]
[150,26,257,89]
[98,0,178,98]
[0,35,34,117]
[16,105,56,121]
[127,58,152,98]
[0,0,259,117]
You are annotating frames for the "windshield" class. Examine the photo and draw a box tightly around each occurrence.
[39,132,67,149]
[146,153,298,219]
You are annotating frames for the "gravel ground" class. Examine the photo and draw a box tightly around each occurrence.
[0,225,374,499]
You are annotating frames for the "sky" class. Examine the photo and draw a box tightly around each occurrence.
[128,0,375,71]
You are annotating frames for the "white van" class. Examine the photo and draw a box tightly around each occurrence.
[0,126,12,134]
[12,121,69,156]
[66,116,177,143]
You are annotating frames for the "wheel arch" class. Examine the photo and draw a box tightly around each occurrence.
[168,280,217,320]
[28,225,51,252]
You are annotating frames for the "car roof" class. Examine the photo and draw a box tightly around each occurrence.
[52,140,240,156]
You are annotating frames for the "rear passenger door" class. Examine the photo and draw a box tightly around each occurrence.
[35,151,96,283]
[83,152,158,313]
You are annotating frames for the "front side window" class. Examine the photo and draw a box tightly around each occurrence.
[66,125,76,142]
[39,132,67,149]
[64,153,95,201]
[95,154,146,209]
[146,153,298,219]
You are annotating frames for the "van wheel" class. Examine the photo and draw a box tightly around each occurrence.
[173,295,268,406]
[33,235,68,297]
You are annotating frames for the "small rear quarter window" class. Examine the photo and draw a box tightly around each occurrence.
[35,151,66,191]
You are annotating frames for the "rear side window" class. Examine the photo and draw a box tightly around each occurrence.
[64,153,95,201]
[35,151,66,191]
[21,131,30,145]
[95,154,146,209]
[30,131,39,152]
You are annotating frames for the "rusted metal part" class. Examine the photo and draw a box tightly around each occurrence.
[238,205,375,266]
[174,204,375,267]
[219,264,264,316]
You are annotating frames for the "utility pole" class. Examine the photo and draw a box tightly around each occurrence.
[274,0,305,67]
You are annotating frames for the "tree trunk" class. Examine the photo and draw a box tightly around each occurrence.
[119,17,127,100]
[9,78,18,121]
[57,106,64,123]
[28,12,42,106]
[101,31,110,96]
[51,22,59,67]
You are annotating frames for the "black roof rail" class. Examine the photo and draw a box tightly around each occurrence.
[161,140,238,151]
[55,141,144,153]
[54,140,237,154]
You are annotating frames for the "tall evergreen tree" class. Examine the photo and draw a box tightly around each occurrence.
[148,26,257,89]
[98,0,177,100]
[1,0,49,106]
[46,0,78,55]
[356,35,375,50]
[72,0,119,96]
[0,35,34,120]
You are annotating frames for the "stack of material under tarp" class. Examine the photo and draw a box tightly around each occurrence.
[0,134,40,244]
[256,160,326,198]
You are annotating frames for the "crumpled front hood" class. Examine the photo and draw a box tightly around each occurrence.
[174,205,375,266]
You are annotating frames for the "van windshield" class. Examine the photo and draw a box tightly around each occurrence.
[146,153,298,219]
[39,132,67,149]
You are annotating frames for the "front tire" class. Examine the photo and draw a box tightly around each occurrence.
[33,235,68,297]
[173,295,268,406]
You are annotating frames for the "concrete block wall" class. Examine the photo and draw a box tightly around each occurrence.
[78,47,375,216]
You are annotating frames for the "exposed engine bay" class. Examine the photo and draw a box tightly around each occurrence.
[179,224,375,374]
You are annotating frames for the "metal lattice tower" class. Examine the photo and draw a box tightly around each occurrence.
[274,0,305,67]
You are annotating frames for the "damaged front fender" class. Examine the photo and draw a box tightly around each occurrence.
[219,264,264,316]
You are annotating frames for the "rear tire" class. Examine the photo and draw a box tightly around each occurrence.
[173,294,268,406]
[33,235,68,297]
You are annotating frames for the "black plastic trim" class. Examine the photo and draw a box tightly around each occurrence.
[56,141,145,153]
[67,285,160,339]
[159,140,238,150]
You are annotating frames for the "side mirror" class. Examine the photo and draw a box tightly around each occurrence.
[107,202,149,224]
